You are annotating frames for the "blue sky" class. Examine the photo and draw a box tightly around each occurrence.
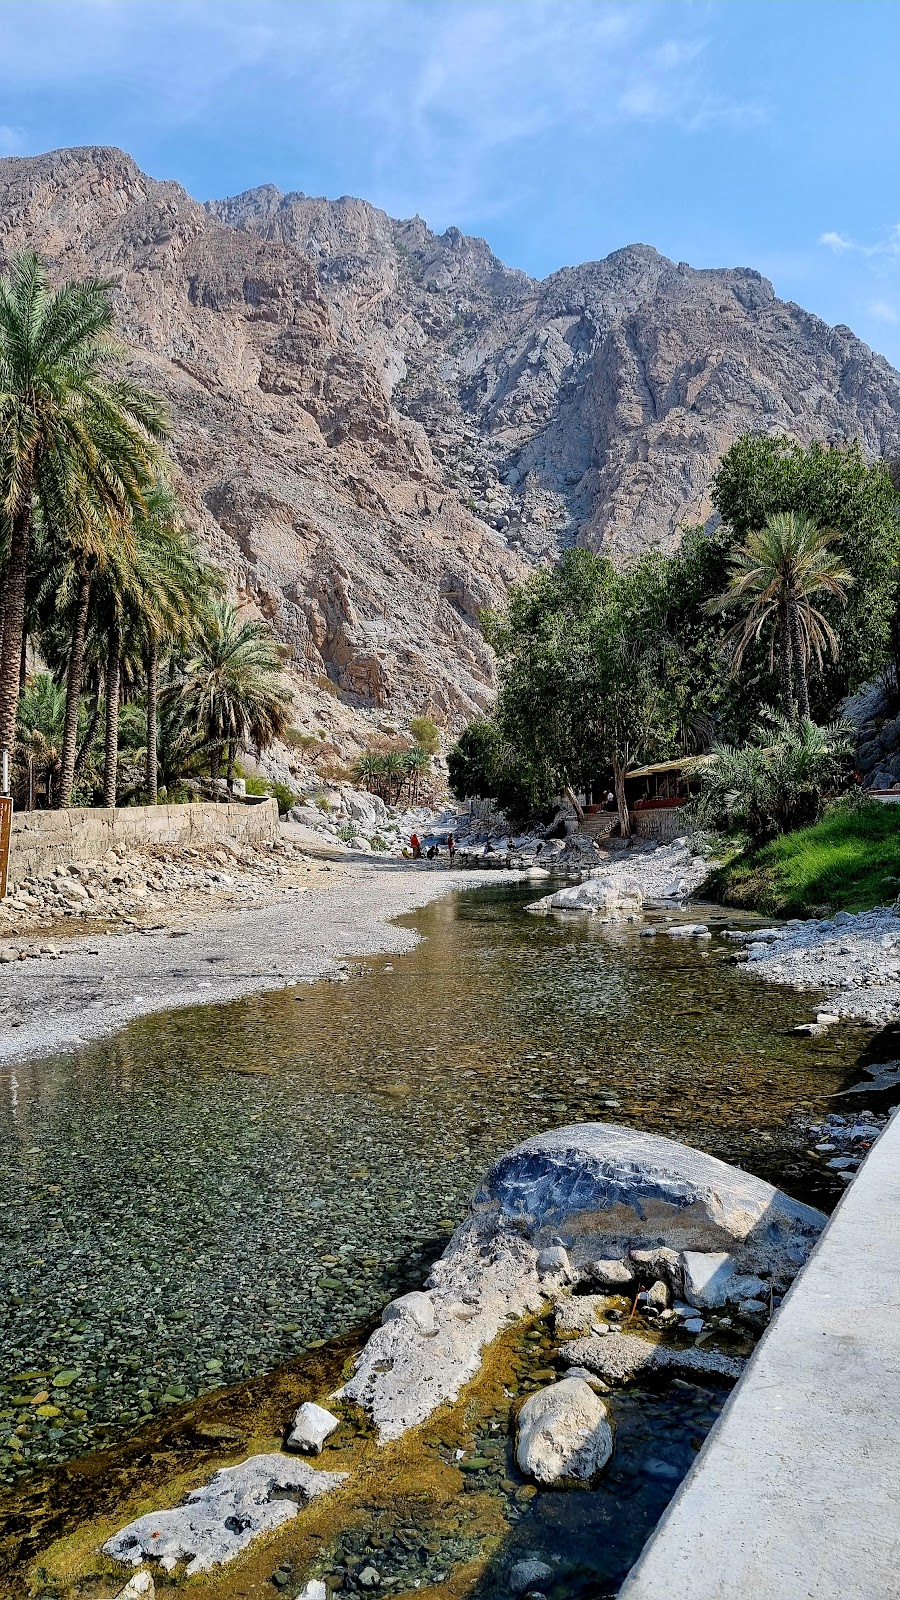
[2,1,900,363]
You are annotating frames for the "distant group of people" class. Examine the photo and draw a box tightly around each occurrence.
[406,831,456,862]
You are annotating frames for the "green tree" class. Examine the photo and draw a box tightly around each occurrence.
[707,512,853,723]
[0,252,167,759]
[174,599,292,792]
[482,549,683,836]
[711,435,900,706]
[408,715,440,757]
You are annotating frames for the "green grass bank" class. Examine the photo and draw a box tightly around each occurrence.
[708,802,900,918]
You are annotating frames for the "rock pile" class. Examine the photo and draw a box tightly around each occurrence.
[0,837,313,936]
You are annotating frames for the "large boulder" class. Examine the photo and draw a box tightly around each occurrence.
[527,874,642,917]
[474,1123,826,1280]
[515,1377,614,1484]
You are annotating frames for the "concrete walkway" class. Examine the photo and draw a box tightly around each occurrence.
[621,1110,900,1600]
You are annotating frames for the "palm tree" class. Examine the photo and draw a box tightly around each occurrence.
[174,599,292,793]
[708,512,852,722]
[130,483,215,803]
[0,252,168,762]
[15,673,65,808]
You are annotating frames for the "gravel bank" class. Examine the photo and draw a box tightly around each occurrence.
[732,905,900,1024]
[0,849,520,1068]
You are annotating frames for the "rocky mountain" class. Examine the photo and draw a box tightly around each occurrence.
[3,145,900,742]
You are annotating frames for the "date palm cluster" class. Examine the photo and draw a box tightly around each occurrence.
[0,253,291,808]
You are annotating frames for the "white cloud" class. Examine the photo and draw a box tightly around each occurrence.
[820,230,854,252]
[869,300,898,324]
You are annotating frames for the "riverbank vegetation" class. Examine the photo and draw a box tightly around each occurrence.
[0,252,291,810]
[710,796,900,917]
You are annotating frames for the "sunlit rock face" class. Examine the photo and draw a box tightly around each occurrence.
[2,147,898,738]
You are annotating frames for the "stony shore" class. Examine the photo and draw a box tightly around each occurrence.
[0,831,520,1067]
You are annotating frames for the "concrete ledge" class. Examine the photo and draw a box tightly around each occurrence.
[620,1110,900,1599]
[8,800,279,883]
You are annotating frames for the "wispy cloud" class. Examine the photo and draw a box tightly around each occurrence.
[819,223,900,259]
[869,300,898,324]
[0,0,770,223]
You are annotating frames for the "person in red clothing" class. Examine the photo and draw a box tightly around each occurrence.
[410,832,422,859]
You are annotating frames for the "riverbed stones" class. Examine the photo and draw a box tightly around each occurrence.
[515,1377,614,1484]
[286,1401,340,1454]
[104,1454,348,1575]
[474,1124,826,1279]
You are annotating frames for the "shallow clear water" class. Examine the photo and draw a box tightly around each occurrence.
[0,884,867,1514]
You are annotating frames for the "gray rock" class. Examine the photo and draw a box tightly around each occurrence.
[510,1559,554,1595]
[554,1294,615,1334]
[562,1331,744,1384]
[474,1123,826,1277]
[581,1257,636,1291]
[630,1245,683,1290]
[526,875,642,917]
[536,1244,572,1278]
[104,1454,347,1575]
[286,1401,340,1454]
[681,1251,768,1310]
[646,1279,671,1311]
[515,1377,614,1484]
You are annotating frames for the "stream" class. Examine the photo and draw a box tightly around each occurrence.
[0,881,871,1597]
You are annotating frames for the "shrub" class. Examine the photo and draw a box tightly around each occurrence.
[689,710,852,840]
[409,715,440,756]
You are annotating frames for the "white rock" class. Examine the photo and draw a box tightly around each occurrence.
[298,1583,327,1600]
[681,1251,767,1310]
[104,1454,347,1574]
[381,1289,439,1336]
[515,1377,614,1484]
[286,1401,340,1454]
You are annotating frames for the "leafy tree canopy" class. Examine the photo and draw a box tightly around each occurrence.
[711,435,900,706]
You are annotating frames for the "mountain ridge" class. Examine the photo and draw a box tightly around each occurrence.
[1,144,899,740]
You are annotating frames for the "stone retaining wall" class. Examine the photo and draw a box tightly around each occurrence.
[631,807,688,843]
[7,800,279,884]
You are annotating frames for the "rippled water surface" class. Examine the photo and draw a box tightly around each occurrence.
[0,882,870,1593]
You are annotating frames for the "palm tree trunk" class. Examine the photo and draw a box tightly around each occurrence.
[0,488,33,756]
[777,606,795,720]
[58,570,92,809]
[787,595,810,723]
[612,759,631,838]
[73,690,100,788]
[145,643,159,803]
[226,738,235,797]
[103,634,121,808]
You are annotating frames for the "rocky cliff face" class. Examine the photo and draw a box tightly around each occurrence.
[3,145,900,738]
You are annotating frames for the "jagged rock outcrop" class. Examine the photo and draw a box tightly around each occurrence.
[4,145,900,735]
